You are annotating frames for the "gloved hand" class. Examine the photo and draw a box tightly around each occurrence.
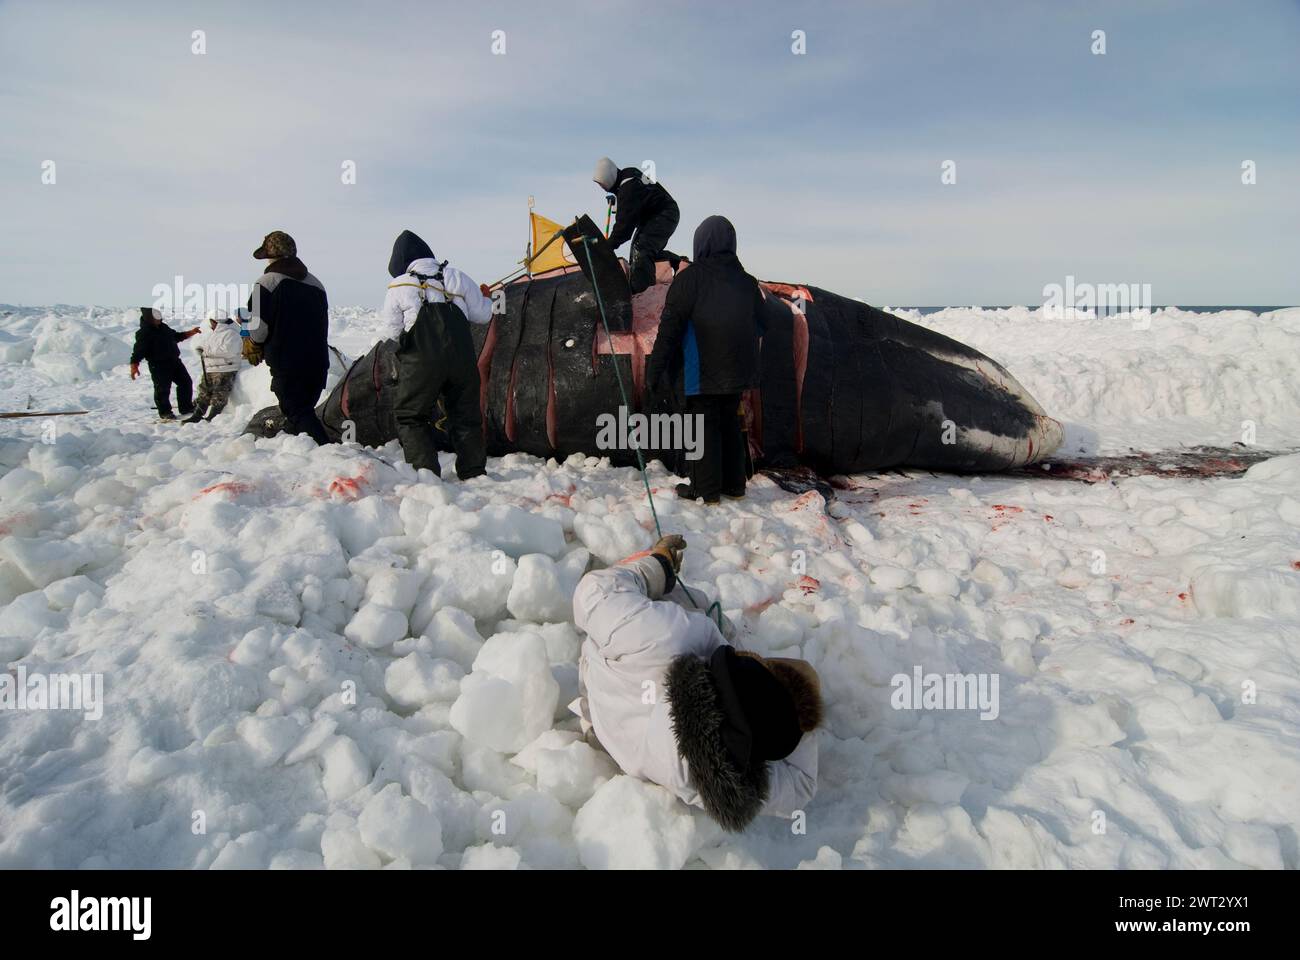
[479,283,492,298]
[605,194,616,207]
[651,533,686,573]
[129,362,140,380]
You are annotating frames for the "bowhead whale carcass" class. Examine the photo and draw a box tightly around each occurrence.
[246,218,1062,475]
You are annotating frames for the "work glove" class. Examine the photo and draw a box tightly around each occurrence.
[129,362,140,380]
[651,533,686,573]
[479,283,492,298]
[241,337,264,366]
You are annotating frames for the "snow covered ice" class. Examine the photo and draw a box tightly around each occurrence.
[1,303,1299,869]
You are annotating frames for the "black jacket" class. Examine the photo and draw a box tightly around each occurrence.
[607,167,675,249]
[247,257,329,381]
[130,314,189,370]
[646,216,764,396]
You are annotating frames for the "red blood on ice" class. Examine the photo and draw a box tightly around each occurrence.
[797,575,820,595]
[1292,561,1300,570]
[0,512,30,536]
[328,476,366,501]
[1043,514,1054,522]
[194,480,254,499]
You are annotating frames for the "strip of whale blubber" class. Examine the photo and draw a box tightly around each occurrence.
[485,280,529,454]
[757,293,799,468]
[512,281,557,458]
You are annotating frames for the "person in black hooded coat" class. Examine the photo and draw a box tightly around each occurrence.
[129,308,200,419]
[644,215,765,503]
[379,230,494,480]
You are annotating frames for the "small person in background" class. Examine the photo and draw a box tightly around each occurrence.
[572,533,821,831]
[129,307,200,421]
[185,309,242,422]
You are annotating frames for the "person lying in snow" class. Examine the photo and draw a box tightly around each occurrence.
[572,534,821,831]
[185,309,242,422]
[129,307,201,420]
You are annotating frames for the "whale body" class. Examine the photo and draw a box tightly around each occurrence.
[246,221,1062,475]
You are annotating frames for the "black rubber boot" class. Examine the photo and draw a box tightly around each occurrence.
[676,483,719,505]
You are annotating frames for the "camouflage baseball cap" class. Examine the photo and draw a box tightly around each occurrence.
[253,230,296,260]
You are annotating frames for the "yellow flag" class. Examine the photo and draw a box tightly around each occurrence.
[527,212,576,274]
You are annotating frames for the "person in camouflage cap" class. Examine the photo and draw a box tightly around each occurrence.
[245,230,332,444]
[253,230,297,260]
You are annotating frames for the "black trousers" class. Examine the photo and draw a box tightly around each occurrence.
[150,359,192,416]
[394,302,485,480]
[687,393,746,500]
[629,202,680,294]
[271,372,330,445]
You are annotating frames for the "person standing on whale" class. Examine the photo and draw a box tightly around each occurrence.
[592,156,680,294]
[379,229,494,480]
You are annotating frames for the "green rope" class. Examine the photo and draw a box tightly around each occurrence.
[577,236,723,629]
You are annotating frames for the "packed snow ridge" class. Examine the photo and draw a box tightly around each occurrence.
[1,304,1298,869]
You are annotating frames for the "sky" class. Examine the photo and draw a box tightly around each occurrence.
[1,0,1297,307]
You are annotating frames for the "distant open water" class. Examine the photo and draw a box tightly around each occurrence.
[898,305,1293,315]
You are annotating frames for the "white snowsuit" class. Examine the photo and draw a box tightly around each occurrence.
[378,256,493,341]
[572,556,818,819]
[195,320,242,373]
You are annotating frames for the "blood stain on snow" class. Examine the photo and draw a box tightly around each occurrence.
[1177,592,1189,602]
[1043,514,1054,522]
[194,480,254,500]
[328,475,367,501]
[797,575,820,595]
[1291,560,1300,570]
[0,513,30,536]
[789,491,822,512]
[545,486,576,508]
[991,504,1023,513]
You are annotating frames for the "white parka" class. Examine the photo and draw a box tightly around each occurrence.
[378,257,493,342]
[572,557,818,819]
[195,320,242,374]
